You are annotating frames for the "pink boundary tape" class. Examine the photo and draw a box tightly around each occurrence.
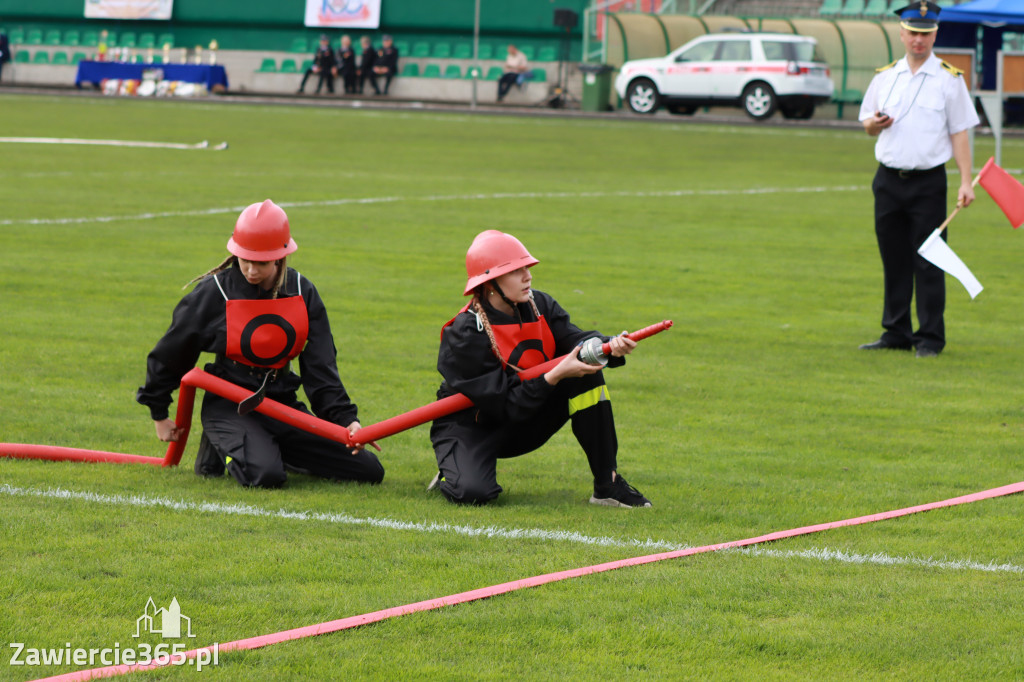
[32,479,1024,682]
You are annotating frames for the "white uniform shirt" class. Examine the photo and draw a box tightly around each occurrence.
[859,53,979,171]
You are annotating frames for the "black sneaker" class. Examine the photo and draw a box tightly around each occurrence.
[590,473,651,508]
[194,433,225,477]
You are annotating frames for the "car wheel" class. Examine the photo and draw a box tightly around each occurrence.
[742,82,777,120]
[667,104,696,115]
[626,79,660,114]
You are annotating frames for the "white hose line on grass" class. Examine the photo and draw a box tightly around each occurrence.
[1,483,1019,576]
[0,136,227,150]
[0,185,867,227]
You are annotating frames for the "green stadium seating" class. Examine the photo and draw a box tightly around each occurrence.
[138,33,156,49]
[531,68,546,82]
[257,57,278,72]
[290,37,308,52]
[862,0,888,15]
[300,59,313,72]
[477,44,494,60]
[9,27,24,44]
[151,55,164,64]
[25,29,43,45]
[51,51,69,64]
[537,46,557,62]
[120,32,137,47]
[63,30,80,46]
[411,41,430,58]
[401,62,420,77]
[432,42,451,58]
[132,54,146,63]
[452,43,472,59]
[422,63,441,78]
[394,40,409,55]
[484,66,503,81]
[464,65,482,79]
[157,33,175,48]
[44,29,62,45]
[820,0,844,14]
[82,30,98,46]
[519,45,535,60]
[280,59,298,73]
[443,64,461,78]
[14,50,29,63]
[104,32,118,47]
[32,51,50,64]
[71,51,87,65]
[839,0,866,15]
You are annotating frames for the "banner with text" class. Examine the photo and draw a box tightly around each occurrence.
[304,0,382,29]
[85,0,173,20]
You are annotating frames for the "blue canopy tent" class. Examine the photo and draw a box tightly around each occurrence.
[937,0,1024,90]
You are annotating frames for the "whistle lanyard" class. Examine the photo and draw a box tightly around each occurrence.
[881,69,928,121]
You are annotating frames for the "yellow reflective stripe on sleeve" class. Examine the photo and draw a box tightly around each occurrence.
[568,385,610,416]
[224,456,232,466]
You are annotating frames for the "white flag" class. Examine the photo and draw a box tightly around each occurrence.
[917,228,983,299]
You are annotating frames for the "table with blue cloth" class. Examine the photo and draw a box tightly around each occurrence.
[75,61,229,91]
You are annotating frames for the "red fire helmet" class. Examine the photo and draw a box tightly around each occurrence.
[227,200,298,261]
[464,230,539,295]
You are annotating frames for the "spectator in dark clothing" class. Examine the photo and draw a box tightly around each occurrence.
[0,30,10,82]
[358,35,378,94]
[372,34,399,95]
[298,34,337,94]
[337,34,357,94]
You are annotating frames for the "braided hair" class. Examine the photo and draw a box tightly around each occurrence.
[185,256,288,299]
[471,282,542,371]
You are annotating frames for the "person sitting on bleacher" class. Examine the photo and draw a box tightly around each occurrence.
[337,34,357,94]
[497,44,532,102]
[298,34,337,95]
[357,35,377,94]
[372,35,399,96]
[0,29,10,82]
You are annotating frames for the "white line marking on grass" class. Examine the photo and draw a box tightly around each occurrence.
[0,185,867,227]
[1,483,1020,575]
[0,136,226,150]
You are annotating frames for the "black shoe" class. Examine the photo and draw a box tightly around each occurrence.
[590,473,652,508]
[194,433,225,477]
[915,347,940,358]
[859,339,913,351]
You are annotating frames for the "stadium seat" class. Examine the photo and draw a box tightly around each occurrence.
[280,59,298,73]
[44,29,62,46]
[257,57,278,72]
[151,55,164,64]
[14,50,29,63]
[411,41,431,58]
[531,68,546,82]
[519,45,536,60]
[394,40,409,56]
[71,51,87,64]
[63,30,80,46]
[32,51,50,64]
[132,54,145,63]
[157,33,175,48]
[300,59,313,72]
[25,29,43,45]
[862,0,888,15]
[484,66,503,81]
[839,0,866,15]
[453,43,472,59]
[477,44,494,60]
[138,33,156,49]
[464,65,482,79]
[537,46,557,62]
[9,27,24,44]
[432,42,452,58]
[290,36,308,52]
[401,62,420,77]
[51,51,69,64]
[119,31,137,47]
[443,64,461,78]
[819,0,844,14]
[422,63,441,78]
[82,30,98,46]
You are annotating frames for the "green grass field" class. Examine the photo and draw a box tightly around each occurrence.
[2,94,1023,681]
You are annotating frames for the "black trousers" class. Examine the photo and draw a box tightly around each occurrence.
[359,70,379,94]
[497,72,519,100]
[200,393,384,488]
[871,164,948,352]
[429,372,618,504]
[299,68,334,94]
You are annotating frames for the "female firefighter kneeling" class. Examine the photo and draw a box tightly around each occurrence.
[137,199,384,488]
[429,230,651,507]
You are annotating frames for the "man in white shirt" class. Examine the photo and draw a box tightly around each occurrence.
[497,44,530,102]
[858,1,979,358]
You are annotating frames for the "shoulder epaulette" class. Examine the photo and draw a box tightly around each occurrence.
[941,60,964,77]
[876,60,897,73]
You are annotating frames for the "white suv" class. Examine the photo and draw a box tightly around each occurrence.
[614,32,834,120]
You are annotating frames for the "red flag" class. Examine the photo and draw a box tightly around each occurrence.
[977,157,1024,229]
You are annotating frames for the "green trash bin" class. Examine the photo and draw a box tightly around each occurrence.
[579,63,614,112]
